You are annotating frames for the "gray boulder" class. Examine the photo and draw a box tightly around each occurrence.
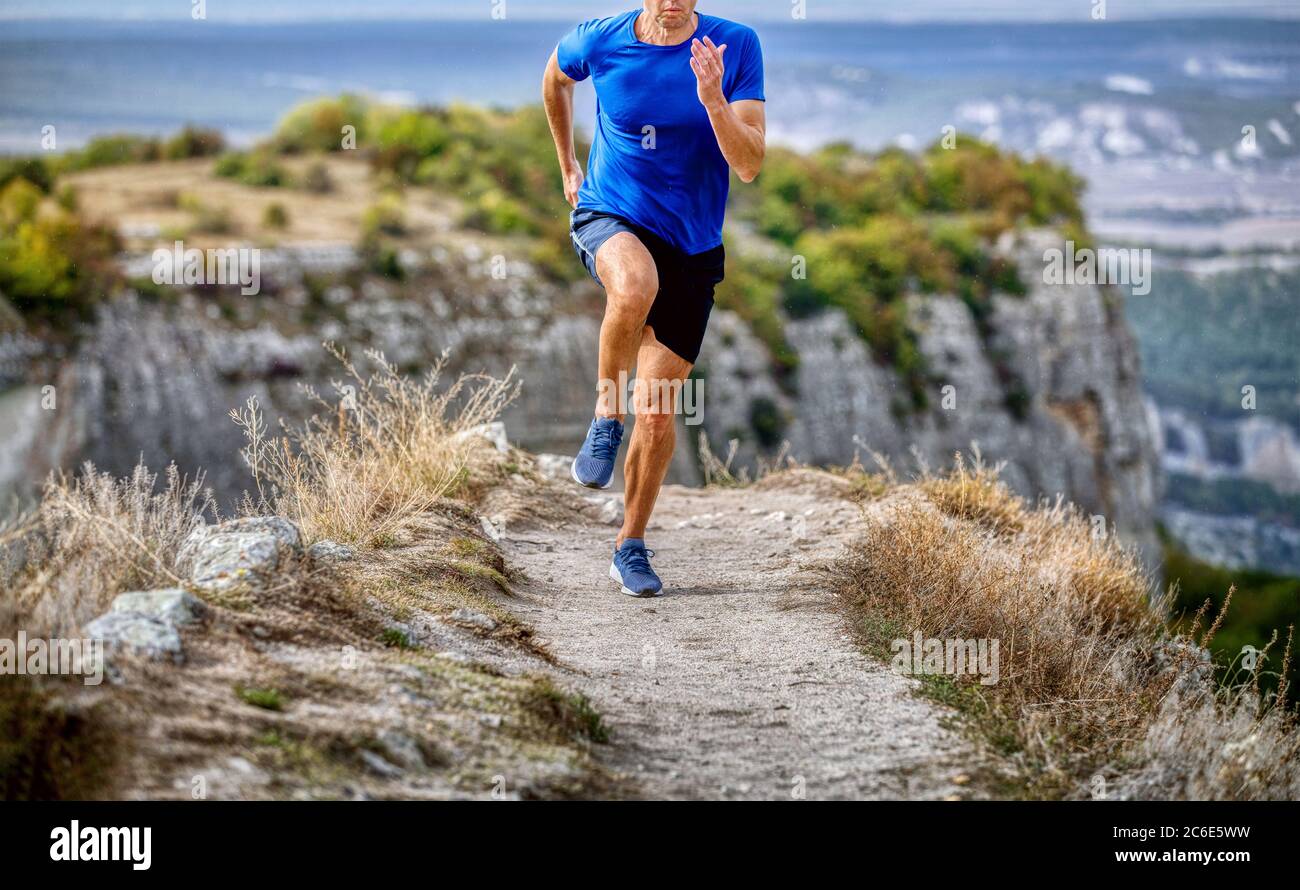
[307,540,356,563]
[184,531,282,594]
[176,516,303,596]
[111,588,208,625]
[83,611,184,664]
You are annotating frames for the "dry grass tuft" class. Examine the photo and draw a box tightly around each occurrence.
[696,431,799,487]
[834,458,1300,799]
[3,462,212,636]
[918,451,1026,537]
[0,462,206,800]
[232,344,517,547]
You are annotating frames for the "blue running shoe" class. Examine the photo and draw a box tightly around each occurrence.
[571,416,624,489]
[609,538,663,597]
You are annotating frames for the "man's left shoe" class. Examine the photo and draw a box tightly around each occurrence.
[571,415,624,489]
[609,538,663,597]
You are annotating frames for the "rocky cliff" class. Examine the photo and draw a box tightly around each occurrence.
[698,229,1161,564]
[3,229,1160,562]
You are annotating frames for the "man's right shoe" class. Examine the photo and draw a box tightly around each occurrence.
[610,538,663,597]
[571,415,624,489]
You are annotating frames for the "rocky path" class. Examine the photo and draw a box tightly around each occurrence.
[505,471,980,800]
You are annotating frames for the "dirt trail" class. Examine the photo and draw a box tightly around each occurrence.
[505,471,980,800]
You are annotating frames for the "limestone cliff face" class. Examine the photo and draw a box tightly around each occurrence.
[4,231,1161,564]
[696,229,1162,564]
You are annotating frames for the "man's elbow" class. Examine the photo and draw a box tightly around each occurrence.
[737,141,765,183]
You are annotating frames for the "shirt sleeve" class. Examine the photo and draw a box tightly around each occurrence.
[556,20,598,82]
[726,30,765,103]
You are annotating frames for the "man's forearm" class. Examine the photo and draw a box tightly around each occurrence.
[542,76,579,170]
[704,101,764,182]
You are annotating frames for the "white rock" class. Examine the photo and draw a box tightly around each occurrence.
[307,540,356,563]
[533,453,572,481]
[454,421,509,454]
[359,749,404,778]
[185,531,283,595]
[83,611,184,664]
[110,588,208,626]
[449,608,498,632]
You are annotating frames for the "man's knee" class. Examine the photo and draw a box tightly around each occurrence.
[598,239,658,318]
[634,406,676,441]
[606,267,657,317]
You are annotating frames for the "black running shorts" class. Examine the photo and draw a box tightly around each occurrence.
[569,207,725,365]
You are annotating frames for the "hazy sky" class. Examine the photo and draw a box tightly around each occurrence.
[3,0,1298,21]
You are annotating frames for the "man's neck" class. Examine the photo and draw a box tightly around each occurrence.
[634,10,697,46]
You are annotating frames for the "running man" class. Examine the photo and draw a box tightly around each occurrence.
[542,2,765,597]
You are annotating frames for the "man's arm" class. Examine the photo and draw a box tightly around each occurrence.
[690,36,766,183]
[542,49,584,208]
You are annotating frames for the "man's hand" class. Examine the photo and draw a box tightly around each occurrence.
[690,36,727,111]
[561,162,584,208]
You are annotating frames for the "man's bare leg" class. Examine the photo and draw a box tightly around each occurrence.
[618,326,691,547]
[593,233,658,421]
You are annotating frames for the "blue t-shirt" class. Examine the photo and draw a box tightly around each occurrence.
[557,10,764,255]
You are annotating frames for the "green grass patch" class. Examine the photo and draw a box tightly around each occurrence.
[236,685,286,712]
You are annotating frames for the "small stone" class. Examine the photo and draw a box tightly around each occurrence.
[376,730,427,770]
[598,499,622,526]
[532,453,571,481]
[449,608,498,632]
[480,516,502,542]
[479,713,503,728]
[83,611,183,664]
[307,540,356,563]
[359,749,404,778]
[453,421,509,454]
[110,588,208,626]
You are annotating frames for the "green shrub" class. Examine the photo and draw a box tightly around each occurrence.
[63,134,161,171]
[359,235,405,280]
[54,184,78,212]
[361,193,406,238]
[162,125,226,160]
[0,178,43,229]
[262,202,290,229]
[0,157,54,194]
[213,150,289,187]
[0,179,120,324]
[273,94,370,153]
[178,192,234,234]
